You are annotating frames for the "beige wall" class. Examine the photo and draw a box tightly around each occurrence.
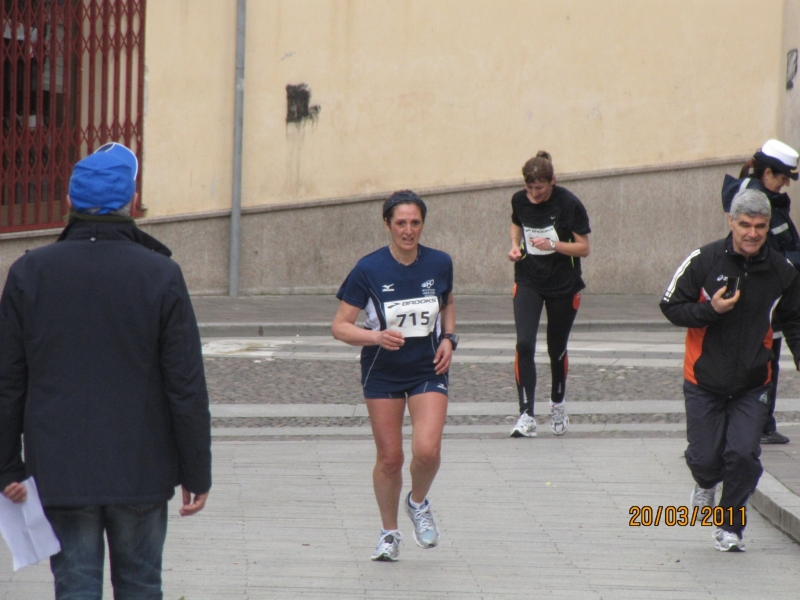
[781,0,800,150]
[141,1,236,216]
[1,1,793,297]
[239,0,783,209]
[136,0,787,218]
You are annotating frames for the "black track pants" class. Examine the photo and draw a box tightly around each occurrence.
[513,283,579,416]
[684,380,770,535]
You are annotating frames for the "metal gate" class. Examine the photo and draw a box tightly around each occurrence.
[1,0,145,232]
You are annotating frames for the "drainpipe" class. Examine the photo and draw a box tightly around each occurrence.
[229,0,246,296]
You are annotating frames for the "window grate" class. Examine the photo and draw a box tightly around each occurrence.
[1,0,146,233]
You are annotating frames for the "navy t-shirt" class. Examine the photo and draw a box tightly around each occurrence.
[511,185,591,296]
[336,245,454,390]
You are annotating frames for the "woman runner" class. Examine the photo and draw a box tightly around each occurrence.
[332,190,456,561]
[508,151,591,438]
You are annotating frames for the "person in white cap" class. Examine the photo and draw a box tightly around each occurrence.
[721,139,800,445]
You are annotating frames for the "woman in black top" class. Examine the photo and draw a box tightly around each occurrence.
[508,151,591,438]
[721,139,800,445]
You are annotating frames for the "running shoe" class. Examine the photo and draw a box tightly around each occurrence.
[713,528,745,552]
[760,430,790,444]
[690,484,716,509]
[550,402,569,436]
[510,413,537,438]
[371,530,402,561]
[404,492,440,549]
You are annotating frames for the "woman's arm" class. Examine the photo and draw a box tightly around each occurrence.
[553,232,590,258]
[332,301,404,350]
[509,223,523,261]
[528,232,590,257]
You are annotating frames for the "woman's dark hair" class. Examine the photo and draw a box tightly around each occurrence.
[522,151,554,183]
[739,156,768,180]
[382,190,427,222]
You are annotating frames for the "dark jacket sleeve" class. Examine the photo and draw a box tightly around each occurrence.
[159,268,212,494]
[0,267,28,489]
[776,269,800,370]
[660,248,723,328]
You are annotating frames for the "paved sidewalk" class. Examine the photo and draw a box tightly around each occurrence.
[3,294,799,597]
[3,437,800,599]
[192,294,800,552]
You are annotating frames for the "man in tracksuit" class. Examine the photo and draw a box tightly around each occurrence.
[661,189,800,552]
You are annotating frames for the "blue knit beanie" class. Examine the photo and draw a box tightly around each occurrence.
[68,143,138,214]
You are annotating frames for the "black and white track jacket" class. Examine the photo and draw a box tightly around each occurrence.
[660,235,800,396]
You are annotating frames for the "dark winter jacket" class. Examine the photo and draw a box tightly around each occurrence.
[660,235,800,396]
[0,218,211,506]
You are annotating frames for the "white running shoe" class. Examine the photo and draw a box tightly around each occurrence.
[550,402,568,436]
[511,413,537,438]
[404,493,440,549]
[713,528,745,552]
[690,484,716,509]
[371,530,402,561]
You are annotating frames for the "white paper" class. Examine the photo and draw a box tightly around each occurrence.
[0,477,61,571]
[383,296,440,338]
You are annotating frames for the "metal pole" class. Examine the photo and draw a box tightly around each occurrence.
[229,0,246,296]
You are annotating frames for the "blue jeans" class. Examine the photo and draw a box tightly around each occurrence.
[44,503,168,600]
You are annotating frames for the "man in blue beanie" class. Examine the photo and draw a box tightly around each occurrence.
[0,143,212,599]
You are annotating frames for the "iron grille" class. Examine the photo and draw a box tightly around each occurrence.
[1,0,145,232]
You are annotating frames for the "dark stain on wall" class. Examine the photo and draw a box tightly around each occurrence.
[286,84,321,124]
[788,49,798,90]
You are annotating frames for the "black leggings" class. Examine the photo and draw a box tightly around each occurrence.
[513,283,579,416]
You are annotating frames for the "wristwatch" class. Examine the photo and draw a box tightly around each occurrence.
[550,239,556,250]
[441,333,459,351]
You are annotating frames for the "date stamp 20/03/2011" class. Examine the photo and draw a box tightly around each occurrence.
[629,506,746,527]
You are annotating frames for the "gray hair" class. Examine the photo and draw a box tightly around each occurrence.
[730,189,771,220]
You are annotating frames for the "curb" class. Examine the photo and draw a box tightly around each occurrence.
[198,319,676,337]
[751,472,800,544]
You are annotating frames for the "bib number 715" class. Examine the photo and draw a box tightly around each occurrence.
[384,297,440,337]
[396,311,430,327]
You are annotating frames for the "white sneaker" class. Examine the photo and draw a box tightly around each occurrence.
[690,484,716,509]
[510,413,537,438]
[404,493,440,549]
[713,528,745,552]
[371,530,402,561]
[550,402,568,435]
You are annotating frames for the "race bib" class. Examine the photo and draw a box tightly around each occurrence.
[523,224,558,255]
[384,296,440,337]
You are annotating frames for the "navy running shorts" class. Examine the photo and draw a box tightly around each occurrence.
[363,374,449,399]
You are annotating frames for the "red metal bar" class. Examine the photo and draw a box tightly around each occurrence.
[111,0,120,141]
[32,0,45,225]
[21,1,31,226]
[122,0,133,148]
[133,0,145,215]
[6,2,23,227]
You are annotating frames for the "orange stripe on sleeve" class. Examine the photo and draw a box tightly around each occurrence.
[764,327,774,385]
